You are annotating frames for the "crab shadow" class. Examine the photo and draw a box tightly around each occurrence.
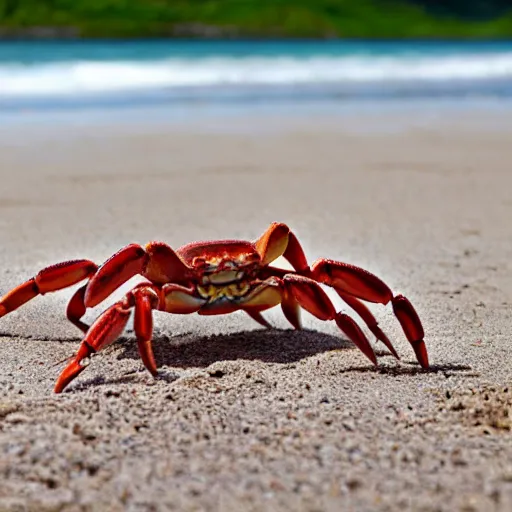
[115,328,473,376]
[117,328,353,369]
[69,329,475,392]
[70,328,354,391]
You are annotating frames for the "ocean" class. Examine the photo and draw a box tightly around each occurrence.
[1,40,512,116]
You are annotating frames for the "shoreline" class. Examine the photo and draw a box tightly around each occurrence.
[2,98,512,139]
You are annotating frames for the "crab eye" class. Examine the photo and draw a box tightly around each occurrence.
[244,253,261,264]
[192,257,207,269]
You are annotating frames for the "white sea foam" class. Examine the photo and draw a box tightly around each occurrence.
[1,52,512,97]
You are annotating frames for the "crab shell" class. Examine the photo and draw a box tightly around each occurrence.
[0,222,427,393]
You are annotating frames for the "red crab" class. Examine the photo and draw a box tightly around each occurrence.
[0,223,427,393]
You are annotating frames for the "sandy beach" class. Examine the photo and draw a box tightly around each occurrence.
[0,106,511,511]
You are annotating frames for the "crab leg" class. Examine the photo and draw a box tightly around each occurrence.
[246,310,273,329]
[238,274,376,364]
[0,260,98,319]
[311,259,427,368]
[239,274,376,364]
[280,288,302,330]
[337,291,399,359]
[83,242,195,309]
[282,274,377,365]
[132,287,160,377]
[83,244,147,308]
[55,285,161,393]
[54,299,132,393]
[392,295,427,369]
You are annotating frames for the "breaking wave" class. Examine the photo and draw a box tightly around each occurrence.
[1,52,512,98]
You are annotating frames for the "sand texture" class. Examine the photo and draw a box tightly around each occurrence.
[0,110,511,511]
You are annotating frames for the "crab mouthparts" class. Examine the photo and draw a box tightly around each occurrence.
[202,270,244,286]
[197,280,251,302]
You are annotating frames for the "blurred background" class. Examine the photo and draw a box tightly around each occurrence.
[1,1,512,117]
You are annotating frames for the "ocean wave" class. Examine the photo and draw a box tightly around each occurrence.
[1,52,512,97]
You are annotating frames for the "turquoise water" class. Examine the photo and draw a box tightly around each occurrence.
[1,40,512,113]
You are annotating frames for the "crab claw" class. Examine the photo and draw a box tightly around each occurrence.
[392,295,428,368]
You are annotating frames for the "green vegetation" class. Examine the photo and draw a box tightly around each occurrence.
[0,0,512,38]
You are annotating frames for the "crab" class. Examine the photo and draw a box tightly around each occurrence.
[0,222,427,393]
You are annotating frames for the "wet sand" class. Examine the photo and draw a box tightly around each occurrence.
[0,108,511,511]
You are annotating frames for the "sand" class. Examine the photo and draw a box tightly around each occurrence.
[0,106,511,511]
